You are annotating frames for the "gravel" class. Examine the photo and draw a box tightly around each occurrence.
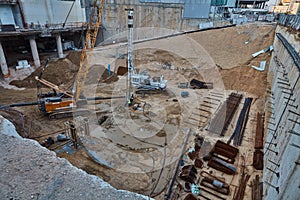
[0,115,151,200]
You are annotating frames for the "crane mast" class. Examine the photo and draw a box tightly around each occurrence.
[74,0,105,104]
[32,0,106,119]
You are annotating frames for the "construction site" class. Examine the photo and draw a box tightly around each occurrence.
[0,0,299,200]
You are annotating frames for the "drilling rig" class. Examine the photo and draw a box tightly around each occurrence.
[125,9,167,100]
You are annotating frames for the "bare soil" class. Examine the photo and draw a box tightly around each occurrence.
[0,23,275,199]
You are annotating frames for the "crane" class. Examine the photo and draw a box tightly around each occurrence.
[35,0,106,119]
[74,0,105,103]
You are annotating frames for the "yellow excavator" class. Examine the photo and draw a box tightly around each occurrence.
[35,0,106,119]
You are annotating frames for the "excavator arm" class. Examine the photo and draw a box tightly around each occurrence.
[74,0,105,104]
[36,58,73,98]
[35,76,73,98]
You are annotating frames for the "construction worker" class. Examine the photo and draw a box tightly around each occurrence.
[128,94,134,106]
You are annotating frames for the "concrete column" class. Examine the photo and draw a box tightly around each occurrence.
[56,34,64,58]
[0,41,9,78]
[29,37,40,67]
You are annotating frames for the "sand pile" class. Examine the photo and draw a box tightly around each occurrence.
[10,58,79,88]
[9,51,118,89]
[85,65,119,85]
[220,50,271,97]
[66,51,81,66]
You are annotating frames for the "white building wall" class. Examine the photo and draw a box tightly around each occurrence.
[20,0,86,26]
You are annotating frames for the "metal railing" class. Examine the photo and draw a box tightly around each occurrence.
[278,14,300,30]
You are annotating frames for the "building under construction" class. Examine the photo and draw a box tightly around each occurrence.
[0,1,299,200]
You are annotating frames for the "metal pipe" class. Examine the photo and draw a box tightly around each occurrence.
[265,141,277,147]
[288,118,300,124]
[287,104,298,109]
[278,85,292,91]
[165,129,192,200]
[264,181,279,193]
[275,70,287,76]
[289,110,300,116]
[277,77,289,82]
[268,121,276,126]
[198,186,226,200]
[268,159,280,167]
[267,148,278,156]
[289,130,300,136]
[9,101,38,107]
[276,33,300,71]
[265,69,300,154]
[267,128,276,132]
[277,81,290,86]
[283,96,296,102]
[290,143,300,149]
[63,0,77,28]
[266,167,280,178]
[86,96,125,101]
[282,90,293,95]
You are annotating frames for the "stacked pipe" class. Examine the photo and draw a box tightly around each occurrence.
[206,140,239,175]
[253,112,264,170]
[228,97,253,146]
[233,156,250,200]
[252,175,263,200]
[208,93,243,136]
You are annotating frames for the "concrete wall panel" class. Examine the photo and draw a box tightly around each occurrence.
[0,5,15,25]
[101,0,213,40]
[264,25,300,200]
[20,0,85,26]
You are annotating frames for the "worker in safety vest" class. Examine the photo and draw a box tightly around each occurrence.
[128,94,134,106]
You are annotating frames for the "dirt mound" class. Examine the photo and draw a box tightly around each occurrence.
[10,58,79,88]
[85,65,119,85]
[66,51,81,66]
[0,109,33,138]
[219,53,270,97]
[9,50,117,89]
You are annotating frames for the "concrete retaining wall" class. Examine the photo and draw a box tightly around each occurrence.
[101,0,212,40]
[263,25,300,200]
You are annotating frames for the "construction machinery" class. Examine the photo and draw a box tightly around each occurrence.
[125,9,167,100]
[189,79,213,89]
[35,0,106,119]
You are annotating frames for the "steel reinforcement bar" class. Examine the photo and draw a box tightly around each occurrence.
[208,93,243,136]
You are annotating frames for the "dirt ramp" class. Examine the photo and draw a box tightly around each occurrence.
[189,24,275,69]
